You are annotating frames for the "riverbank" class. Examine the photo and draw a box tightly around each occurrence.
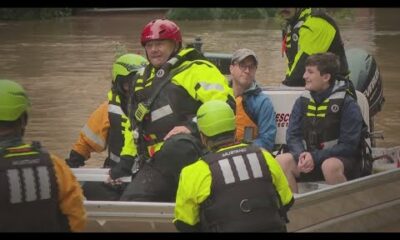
[74,8,170,16]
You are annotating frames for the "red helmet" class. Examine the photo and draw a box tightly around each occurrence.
[140,19,182,47]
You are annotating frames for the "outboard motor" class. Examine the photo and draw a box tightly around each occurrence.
[346,48,385,118]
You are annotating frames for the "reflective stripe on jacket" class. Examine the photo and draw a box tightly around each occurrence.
[174,143,293,229]
[132,48,234,157]
[0,142,86,232]
[107,91,133,167]
[300,83,346,151]
[199,144,287,232]
[72,91,136,167]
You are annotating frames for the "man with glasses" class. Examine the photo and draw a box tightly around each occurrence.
[230,48,277,152]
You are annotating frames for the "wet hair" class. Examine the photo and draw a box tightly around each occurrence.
[0,112,27,130]
[0,120,19,128]
[305,52,340,84]
[205,130,235,151]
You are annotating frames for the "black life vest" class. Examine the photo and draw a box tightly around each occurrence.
[300,83,347,151]
[200,144,286,232]
[0,142,70,232]
[106,92,129,168]
[133,49,206,148]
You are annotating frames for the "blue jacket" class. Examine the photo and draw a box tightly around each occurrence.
[243,82,277,151]
[286,83,363,167]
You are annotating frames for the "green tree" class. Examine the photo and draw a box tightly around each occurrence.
[0,8,72,21]
[167,8,277,20]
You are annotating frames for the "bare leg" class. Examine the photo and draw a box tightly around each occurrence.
[276,153,300,193]
[321,157,347,185]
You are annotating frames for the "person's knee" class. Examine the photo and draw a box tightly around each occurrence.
[276,153,296,171]
[321,158,344,175]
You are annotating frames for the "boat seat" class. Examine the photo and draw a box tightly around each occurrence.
[263,86,304,146]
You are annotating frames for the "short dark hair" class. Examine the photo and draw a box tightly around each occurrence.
[305,52,340,83]
[0,113,26,129]
[205,130,235,150]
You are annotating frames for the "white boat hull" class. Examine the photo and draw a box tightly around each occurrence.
[74,167,400,232]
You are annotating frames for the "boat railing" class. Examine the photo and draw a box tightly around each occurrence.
[75,168,400,232]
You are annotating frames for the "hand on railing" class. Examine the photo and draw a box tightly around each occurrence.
[105,173,123,186]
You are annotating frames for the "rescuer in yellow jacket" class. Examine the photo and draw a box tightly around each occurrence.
[66,53,147,168]
[65,53,147,200]
[280,8,349,87]
[109,19,235,202]
[0,79,86,232]
[174,100,294,232]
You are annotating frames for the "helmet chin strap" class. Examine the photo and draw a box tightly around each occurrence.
[167,42,181,62]
[20,113,28,137]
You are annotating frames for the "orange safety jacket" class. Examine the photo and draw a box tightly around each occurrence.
[72,91,133,167]
[72,100,110,161]
[235,95,258,143]
[51,153,87,231]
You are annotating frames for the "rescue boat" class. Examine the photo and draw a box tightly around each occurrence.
[73,88,399,232]
[74,148,400,232]
[72,46,399,232]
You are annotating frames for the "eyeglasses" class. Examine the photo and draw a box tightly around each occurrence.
[236,62,257,71]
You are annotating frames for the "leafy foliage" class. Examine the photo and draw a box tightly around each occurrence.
[167,8,277,20]
[0,8,72,21]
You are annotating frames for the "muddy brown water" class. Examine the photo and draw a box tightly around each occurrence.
[0,8,399,168]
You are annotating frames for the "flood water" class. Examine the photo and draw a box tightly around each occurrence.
[0,8,399,167]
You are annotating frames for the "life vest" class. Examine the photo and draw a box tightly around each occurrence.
[235,95,258,143]
[300,81,347,151]
[0,142,70,232]
[199,144,286,232]
[282,8,349,77]
[106,91,130,167]
[133,48,214,156]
